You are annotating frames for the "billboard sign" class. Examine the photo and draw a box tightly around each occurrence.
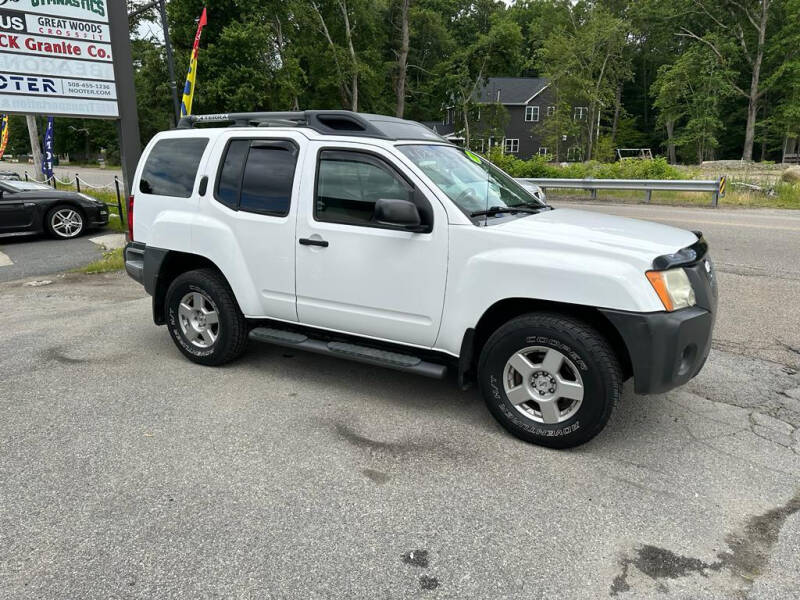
[0,0,118,117]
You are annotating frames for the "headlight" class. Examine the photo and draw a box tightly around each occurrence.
[78,193,100,204]
[646,268,696,311]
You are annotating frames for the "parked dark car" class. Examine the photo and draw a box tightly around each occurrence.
[0,180,109,239]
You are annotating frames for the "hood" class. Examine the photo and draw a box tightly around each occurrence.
[493,207,699,267]
[7,190,96,203]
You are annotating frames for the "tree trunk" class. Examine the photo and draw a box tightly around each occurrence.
[339,0,358,112]
[395,0,410,118]
[310,1,349,108]
[610,83,622,143]
[462,101,470,148]
[742,97,758,161]
[665,119,676,164]
[25,115,43,181]
[586,104,596,161]
[741,0,769,161]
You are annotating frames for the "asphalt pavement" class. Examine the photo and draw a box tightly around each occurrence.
[0,202,798,600]
[0,233,125,283]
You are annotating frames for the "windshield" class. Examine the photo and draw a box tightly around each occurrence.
[2,181,52,191]
[397,144,546,217]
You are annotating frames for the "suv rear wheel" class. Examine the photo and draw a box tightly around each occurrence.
[477,312,622,448]
[165,269,248,366]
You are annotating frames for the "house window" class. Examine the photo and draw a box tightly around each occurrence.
[538,147,549,156]
[525,106,539,122]
[547,105,556,117]
[504,138,519,154]
[574,106,588,121]
[567,146,584,162]
[488,136,495,150]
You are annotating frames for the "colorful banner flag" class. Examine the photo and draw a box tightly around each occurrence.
[42,117,55,180]
[0,115,8,160]
[180,8,208,117]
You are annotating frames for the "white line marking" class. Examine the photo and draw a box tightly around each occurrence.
[0,251,12,267]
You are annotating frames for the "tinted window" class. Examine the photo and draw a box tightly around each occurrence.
[213,139,297,216]
[315,151,412,226]
[139,138,208,198]
[240,144,297,216]
[215,139,249,209]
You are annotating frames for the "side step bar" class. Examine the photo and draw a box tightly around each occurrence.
[249,327,447,379]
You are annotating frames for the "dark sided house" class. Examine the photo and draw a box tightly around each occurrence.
[423,77,589,161]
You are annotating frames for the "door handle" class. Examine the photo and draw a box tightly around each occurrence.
[298,237,329,248]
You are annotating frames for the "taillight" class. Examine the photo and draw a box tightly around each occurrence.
[127,195,134,241]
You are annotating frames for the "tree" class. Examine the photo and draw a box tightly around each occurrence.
[394,0,411,117]
[677,0,777,161]
[653,44,734,162]
[537,3,632,160]
[438,16,523,147]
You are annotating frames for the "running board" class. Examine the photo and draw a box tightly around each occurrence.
[248,327,447,379]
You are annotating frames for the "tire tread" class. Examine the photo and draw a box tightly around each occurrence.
[166,268,248,366]
[478,312,622,448]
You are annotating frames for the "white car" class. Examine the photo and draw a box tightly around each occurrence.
[124,111,717,448]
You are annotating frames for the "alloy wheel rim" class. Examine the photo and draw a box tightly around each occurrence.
[51,209,83,238]
[178,291,220,349]
[502,346,584,425]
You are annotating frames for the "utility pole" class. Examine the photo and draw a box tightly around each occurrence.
[129,0,180,124]
[25,115,42,180]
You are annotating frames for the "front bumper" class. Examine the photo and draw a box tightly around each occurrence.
[87,204,109,227]
[601,243,718,395]
[600,306,713,394]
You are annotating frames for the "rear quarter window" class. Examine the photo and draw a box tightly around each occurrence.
[139,138,209,198]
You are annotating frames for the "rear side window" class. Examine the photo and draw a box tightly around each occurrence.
[139,138,208,197]
[214,139,298,216]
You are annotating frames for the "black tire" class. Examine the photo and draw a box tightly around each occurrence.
[45,204,85,239]
[165,268,248,366]
[477,312,622,449]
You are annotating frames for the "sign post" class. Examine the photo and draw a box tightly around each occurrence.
[0,0,140,193]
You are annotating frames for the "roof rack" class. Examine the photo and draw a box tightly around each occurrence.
[176,110,447,143]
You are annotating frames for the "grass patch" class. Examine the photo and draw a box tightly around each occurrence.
[77,247,124,274]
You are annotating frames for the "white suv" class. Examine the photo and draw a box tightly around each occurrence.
[125,111,717,448]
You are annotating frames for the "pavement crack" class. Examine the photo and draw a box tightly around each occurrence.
[777,340,800,357]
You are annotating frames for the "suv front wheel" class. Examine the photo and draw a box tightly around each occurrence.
[477,312,622,448]
[165,269,248,366]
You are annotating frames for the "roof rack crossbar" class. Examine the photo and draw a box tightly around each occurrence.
[175,110,448,143]
[177,112,306,129]
[177,110,391,139]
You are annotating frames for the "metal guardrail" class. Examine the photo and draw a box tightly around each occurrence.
[518,176,727,207]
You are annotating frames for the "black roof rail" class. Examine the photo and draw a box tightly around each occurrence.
[176,110,448,142]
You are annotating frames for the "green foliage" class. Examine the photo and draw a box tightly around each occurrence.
[111,0,800,165]
[652,44,734,163]
[485,149,681,180]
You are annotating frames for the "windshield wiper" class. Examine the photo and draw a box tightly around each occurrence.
[470,205,542,218]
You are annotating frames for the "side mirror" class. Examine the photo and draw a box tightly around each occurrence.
[373,198,423,230]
